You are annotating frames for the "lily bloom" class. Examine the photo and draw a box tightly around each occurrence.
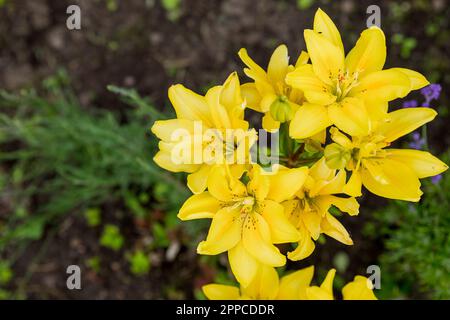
[283,157,359,261]
[151,73,256,194]
[238,45,309,131]
[178,164,308,286]
[203,265,377,300]
[325,107,448,201]
[285,8,429,139]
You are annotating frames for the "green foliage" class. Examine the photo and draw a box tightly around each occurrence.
[84,208,101,227]
[160,0,182,21]
[127,250,151,276]
[105,0,118,12]
[296,0,314,10]
[392,33,417,59]
[368,151,450,299]
[0,262,13,285]
[100,224,124,251]
[0,72,188,251]
[85,256,101,274]
[151,222,170,248]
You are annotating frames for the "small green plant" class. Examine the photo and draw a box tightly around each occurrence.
[85,256,101,274]
[84,208,101,227]
[392,33,417,59]
[100,224,124,251]
[296,0,314,10]
[127,250,151,276]
[161,0,182,21]
[0,262,13,285]
[151,222,170,249]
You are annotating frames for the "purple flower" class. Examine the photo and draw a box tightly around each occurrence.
[409,132,425,150]
[402,100,418,108]
[432,174,442,184]
[420,84,442,107]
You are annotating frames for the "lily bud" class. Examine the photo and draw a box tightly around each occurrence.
[324,143,351,169]
[269,96,293,123]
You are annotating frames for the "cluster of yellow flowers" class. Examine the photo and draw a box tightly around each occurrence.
[151,9,448,300]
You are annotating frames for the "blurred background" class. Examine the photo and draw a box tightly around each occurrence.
[0,0,448,299]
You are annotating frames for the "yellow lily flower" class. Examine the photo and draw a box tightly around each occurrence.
[178,164,308,286]
[286,8,429,139]
[151,72,257,194]
[238,44,309,131]
[203,265,377,300]
[325,107,448,201]
[283,157,359,261]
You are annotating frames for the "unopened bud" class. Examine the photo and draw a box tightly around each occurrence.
[324,143,351,169]
[269,96,293,123]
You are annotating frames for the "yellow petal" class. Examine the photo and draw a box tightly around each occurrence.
[247,165,270,201]
[187,165,212,194]
[242,265,279,300]
[302,210,321,240]
[349,68,411,102]
[228,242,259,287]
[203,284,241,300]
[328,98,370,137]
[321,212,353,245]
[386,149,448,178]
[207,166,247,202]
[205,86,232,129]
[285,64,336,105]
[197,207,241,255]
[305,286,333,300]
[326,195,359,216]
[345,27,386,79]
[320,268,336,296]
[295,51,309,67]
[220,72,243,115]
[267,166,309,202]
[242,213,286,266]
[238,48,269,82]
[343,171,363,197]
[261,200,301,244]
[153,150,199,173]
[313,170,347,196]
[377,107,437,143]
[364,99,388,121]
[304,29,345,86]
[289,103,332,139]
[277,265,314,299]
[178,192,220,220]
[313,8,344,52]
[151,119,194,141]
[361,158,423,201]
[241,83,262,112]
[342,276,377,300]
[329,127,353,149]
[309,157,334,181]
[262,112,281,132]
[168,84,212,125]
[391,68,429,91]
[267,44,289,85]
[287,225,316,261]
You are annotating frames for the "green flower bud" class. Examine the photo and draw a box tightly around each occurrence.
[324,143,351,169]
[269,96,293,123]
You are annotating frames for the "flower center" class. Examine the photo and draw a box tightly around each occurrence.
[240,196,255,214]
[333,70,360,101]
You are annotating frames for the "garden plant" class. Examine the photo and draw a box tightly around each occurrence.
[151,8,448,300]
